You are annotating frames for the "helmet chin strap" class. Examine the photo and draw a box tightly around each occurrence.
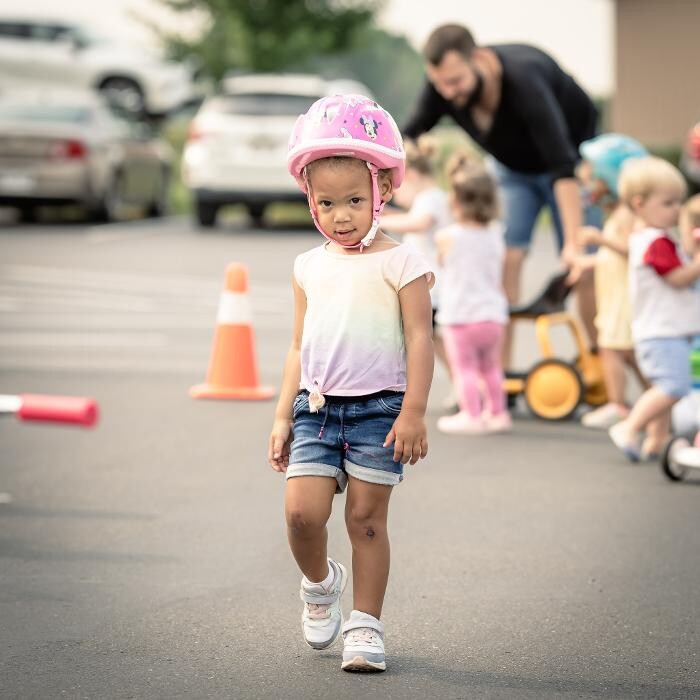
[302,162,385,252]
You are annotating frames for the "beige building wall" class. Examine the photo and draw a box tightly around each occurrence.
[612,0,699,146]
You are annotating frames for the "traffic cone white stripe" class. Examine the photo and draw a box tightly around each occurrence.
[216,291,252,325]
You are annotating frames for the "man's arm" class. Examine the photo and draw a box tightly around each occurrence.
[401,80,446,139]
[511,74,587,263]
[554,178,584,265]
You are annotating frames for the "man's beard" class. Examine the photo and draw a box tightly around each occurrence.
[453,71,484,110]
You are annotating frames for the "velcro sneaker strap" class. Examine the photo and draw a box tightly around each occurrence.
[342,617,383,634]
[300,589,336,605]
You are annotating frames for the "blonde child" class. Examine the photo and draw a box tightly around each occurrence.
[380,136,453,399]
[609,157,700,461]
[679,193,700,259]
[671,194,700,434]
[268,95,434,672]
[572,135,650,431]
[435,162,510,434]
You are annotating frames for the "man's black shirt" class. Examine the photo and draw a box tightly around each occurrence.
[402,44,598,181]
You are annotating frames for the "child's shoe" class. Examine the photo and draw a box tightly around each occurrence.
[341,610,386,672]
[300,558,347,649]
[608,421,641,462]
[437,411,486,435]
[484,411,512,433]
[581,403,628,429]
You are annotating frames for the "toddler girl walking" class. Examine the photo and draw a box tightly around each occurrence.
[435,160,510,434]
[268,95,434,672]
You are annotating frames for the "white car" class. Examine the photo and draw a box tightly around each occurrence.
[0,18,195,117]
[182,73,372,227]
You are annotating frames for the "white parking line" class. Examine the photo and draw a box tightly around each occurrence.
[0,332,169,348]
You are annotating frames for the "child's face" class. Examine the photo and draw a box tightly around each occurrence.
[308,159,390,247]
[633,188,683,230]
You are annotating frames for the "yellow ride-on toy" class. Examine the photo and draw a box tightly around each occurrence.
[505,272,607,420]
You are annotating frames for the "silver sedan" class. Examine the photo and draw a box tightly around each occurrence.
[0,89,173,222]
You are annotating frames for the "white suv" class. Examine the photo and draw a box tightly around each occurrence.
[0,18,195,118]
[182,73,372,227]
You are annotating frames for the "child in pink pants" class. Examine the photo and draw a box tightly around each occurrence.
[435,158,510,434]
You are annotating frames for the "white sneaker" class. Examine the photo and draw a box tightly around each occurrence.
[437,411,486,435]
[582,403,628,429]
[341,610,386,672]
[300,558,347,650]
[484,411,513,433]
[608,421,641,462]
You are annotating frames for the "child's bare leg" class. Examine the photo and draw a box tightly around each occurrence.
[600,348,629,407]
[644,407,671,454]
[345,477,393,619]
[622,349,650,390]
[624,387,677,437]
[575,268,597,350]
[285,476,337,582]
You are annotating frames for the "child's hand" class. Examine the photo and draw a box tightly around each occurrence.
[577,225,603,248]
[383,409,428,465]
[268,418,293,472]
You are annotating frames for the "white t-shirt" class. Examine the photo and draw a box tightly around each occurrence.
[401,186,451,308]
[628,227,700,341]
[294,243,434,396]
[435,222,508,326]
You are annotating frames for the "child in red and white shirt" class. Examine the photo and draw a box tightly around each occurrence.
[609,157,700,461]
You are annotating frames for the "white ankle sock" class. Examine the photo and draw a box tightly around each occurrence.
[303,561,333,589]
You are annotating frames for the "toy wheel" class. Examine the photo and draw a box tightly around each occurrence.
[524,359,583,421]
[575,353,607,407]
[661,436,690,481]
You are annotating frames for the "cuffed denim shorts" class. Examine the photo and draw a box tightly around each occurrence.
[286,390,405,493]
[636,336,693,399]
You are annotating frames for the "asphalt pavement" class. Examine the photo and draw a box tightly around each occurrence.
[0,214,698,699]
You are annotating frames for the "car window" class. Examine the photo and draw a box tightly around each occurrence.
[0,105,93,123]
[206,93,321,117]
[0,22,31,39]
[29,24,71,41]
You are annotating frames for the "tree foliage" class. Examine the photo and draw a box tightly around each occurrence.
[152,0,384,80]
[299,27,424,125]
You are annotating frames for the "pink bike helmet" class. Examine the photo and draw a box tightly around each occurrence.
[287,94,405,250]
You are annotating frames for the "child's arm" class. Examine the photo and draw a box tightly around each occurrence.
[380,210,434,235]
[663,254,700,289]
[384,276,434,465]
[434,228,452,266]
[268,278,306,472]
[578,226,629,257]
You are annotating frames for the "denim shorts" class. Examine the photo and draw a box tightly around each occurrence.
[286,390,405,493]
[488,158,603,251]
[636,336,693,399]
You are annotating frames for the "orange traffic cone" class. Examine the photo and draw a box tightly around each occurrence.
[190,263,275,400]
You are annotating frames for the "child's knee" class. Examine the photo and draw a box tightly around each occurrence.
[345,505,386,542]
[285,506,329,536]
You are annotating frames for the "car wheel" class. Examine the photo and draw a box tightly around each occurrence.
[248,203,265,227]
[18,206,38,224]
[147,168,170,218]
[91,172,124,223]
[196,200,218,228]
[99,77,146,118]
